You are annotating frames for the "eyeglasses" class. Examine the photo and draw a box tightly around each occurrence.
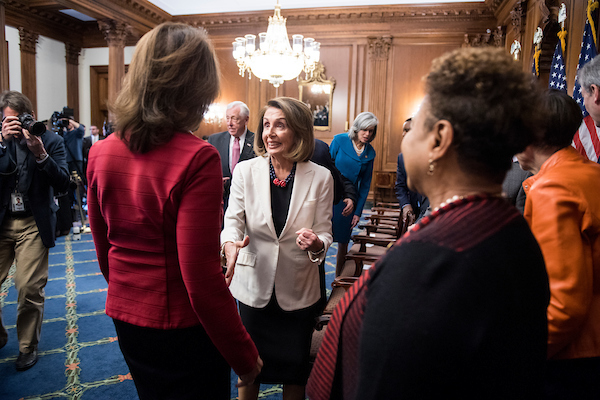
[226,116,241,123]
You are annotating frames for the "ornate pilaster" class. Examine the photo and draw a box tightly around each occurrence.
[98,19,129,47]
[0,0,8,92]
[18,27,39,113]
[366,36,392,173]
[65,43,81,66]
[65,43,82,120]
[368,36,392,60]
[97,20,130,121]
[510,0,527,42]
[18,27,38,54]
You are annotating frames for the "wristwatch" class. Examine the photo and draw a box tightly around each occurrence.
[36,152,49,162]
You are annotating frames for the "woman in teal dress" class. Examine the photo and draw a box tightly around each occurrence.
[329,112,378,275]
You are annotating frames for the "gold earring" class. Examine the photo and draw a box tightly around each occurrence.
[427,159,435,176]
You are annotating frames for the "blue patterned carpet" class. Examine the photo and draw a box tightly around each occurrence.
[0,225,358,400]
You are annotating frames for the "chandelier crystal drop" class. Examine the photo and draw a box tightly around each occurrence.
[232,1,320,87]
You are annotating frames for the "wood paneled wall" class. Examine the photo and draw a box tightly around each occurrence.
[3,0,596,194]
[186,3,496,182]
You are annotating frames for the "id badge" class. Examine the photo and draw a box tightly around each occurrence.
[11,192,25,212]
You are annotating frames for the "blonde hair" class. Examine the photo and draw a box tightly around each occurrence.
[255,97,315,162]
[111,22,220,153]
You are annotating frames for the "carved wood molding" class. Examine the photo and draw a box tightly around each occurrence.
[18,27,38,54]
[6,0,85,32]
[98,19,130,47]
[368,36,392,60]
[176,3,494,30]
[510,0,527,39]
[462,26,505,47]
[106,0,169,25]
[65,42,81,65]
[485,0,506,14]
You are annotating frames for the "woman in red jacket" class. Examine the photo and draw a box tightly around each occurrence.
[87,22,261,400]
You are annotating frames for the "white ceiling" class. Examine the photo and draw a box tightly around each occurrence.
[147,0,485,16]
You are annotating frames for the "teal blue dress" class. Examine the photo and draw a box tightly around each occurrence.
[329,133,376,243]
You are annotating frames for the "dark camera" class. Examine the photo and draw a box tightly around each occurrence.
[18,114,46,136]
[103,120,115,137]
[51,107,75,134]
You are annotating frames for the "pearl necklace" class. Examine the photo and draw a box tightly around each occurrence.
[433,193,503,213]
[433,195,465,212]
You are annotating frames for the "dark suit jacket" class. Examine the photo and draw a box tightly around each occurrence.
[502,161,531,214]
[311,139,357,205]
[82,135,104,181]
[395,153,423,211]
[206,130,256,211]
[0,129,71,247]
[82,135,104,160]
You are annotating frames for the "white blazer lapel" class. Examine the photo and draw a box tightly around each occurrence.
[280,162,314,238]
[253,157,277,238]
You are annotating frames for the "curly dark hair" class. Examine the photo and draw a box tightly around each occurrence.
[424,47,545,184]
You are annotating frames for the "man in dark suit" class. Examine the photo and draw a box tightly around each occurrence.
[0,91,71,371]
[207,101,256,213]
[395,118,427,228]
[82,125,102,182]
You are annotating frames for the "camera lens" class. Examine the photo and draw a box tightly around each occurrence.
[18,114,45,136]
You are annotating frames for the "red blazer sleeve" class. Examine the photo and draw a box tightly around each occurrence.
[177,144,258,376]
[87,146,110,281]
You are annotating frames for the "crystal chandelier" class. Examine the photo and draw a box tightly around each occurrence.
[204,104,225,125]
[232,1,320,88]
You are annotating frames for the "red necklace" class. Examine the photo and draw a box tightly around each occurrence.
[269,160,297,188]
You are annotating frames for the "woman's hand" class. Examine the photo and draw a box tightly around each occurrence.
[351,215,360,229]
[236,355,263,388]
[341,198,355,216]
[295,228,323,253]
[223,236,249,286]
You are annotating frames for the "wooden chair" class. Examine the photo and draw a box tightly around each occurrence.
[310,275,358,365]
[309,204,402,363]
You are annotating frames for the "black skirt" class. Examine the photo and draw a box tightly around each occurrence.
[239,292,320,385]
[113,319,230,400]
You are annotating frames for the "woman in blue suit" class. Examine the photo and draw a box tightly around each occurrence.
[330,112,378,275]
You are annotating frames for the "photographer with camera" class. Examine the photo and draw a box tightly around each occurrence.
[0,90,70,371]
[52,108,85,229]
[56,110,84,179]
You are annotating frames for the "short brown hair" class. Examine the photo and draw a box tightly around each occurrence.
[0,91,34,115]
[424,47,544,184]
[111,22,220,153]
[255,97,315,162]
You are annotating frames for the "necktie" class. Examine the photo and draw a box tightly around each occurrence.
[231,137,240,172]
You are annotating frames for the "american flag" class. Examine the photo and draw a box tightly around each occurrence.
[548,42,567,92]
[532,54,539,77]
[572,19,600,162]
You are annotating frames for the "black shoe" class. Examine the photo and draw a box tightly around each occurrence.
[0,337,6,350]
[16,350,38,371]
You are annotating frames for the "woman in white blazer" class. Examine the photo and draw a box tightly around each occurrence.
[222,97,333,400]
